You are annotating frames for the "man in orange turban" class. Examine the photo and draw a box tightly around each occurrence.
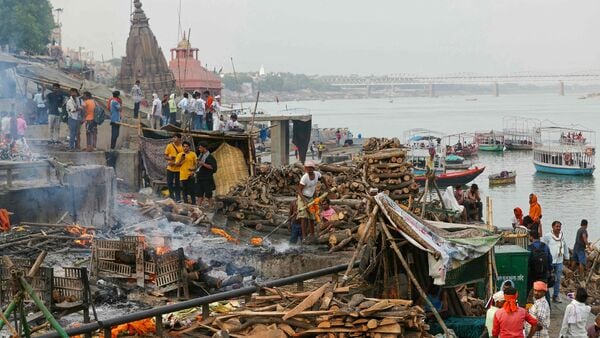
[492,287,538,338]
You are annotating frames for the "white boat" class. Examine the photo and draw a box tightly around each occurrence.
[533,126,595,176]
[503,116,540,150]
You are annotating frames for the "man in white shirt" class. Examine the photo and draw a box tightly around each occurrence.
[151,93,162,129]
[184,92,197,131]
[177,92,189,127]
[130,80,143,119]
[193,92,205,131]
[226,113,244,132]
[542,220,569,303]
[296,160,329,242]
[33,88,46,125]
[65,88,82,150]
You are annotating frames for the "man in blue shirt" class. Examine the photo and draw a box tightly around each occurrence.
[110,91,121,150]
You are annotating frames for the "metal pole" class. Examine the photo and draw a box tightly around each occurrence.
[19,277,68,338]
[36,263,356,338]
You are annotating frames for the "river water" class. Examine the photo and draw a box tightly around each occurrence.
[257,94,600,245]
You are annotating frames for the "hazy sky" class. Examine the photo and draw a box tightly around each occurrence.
[50,0,600,75]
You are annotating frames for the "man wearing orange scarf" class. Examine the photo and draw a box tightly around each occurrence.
[493,287,539,338]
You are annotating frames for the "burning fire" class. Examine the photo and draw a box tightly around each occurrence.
[65,224,95,246]
[185,259,195,269]
[156,245,170,255]
[250,237,263,246]
[210,228,239,244]
[100,318,156,338]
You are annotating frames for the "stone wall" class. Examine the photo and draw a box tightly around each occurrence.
[0,165,116,227]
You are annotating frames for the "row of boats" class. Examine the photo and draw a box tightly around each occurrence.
[406,117,597,188]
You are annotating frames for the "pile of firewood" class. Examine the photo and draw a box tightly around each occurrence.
[359,138,419,202]
[137,199,208,225]
[199,282,430,337]
[561,247,600,314]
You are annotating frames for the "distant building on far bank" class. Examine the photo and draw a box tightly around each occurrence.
[168,35,222,96]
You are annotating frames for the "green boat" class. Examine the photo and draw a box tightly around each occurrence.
[475,131,505,152]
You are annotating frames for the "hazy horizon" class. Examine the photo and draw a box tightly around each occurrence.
[49,0,600,76]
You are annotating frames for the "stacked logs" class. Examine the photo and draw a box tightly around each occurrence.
[561,246,600,314]
[199,282,430,337]
[359,138,420,202]
[218,163,371,239]
[137,199,208,225]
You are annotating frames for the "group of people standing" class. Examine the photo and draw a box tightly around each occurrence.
[131,80,235,133]
[163,133,218,207]
[31,83,122,151]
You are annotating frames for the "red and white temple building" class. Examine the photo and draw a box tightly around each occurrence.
[168,35,222,96]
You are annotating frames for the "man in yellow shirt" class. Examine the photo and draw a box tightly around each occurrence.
[164,133,183,201]
[175,141,197,204]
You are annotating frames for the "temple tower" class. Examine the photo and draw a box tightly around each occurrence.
[117,0,176,97]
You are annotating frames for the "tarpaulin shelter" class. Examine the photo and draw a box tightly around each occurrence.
[139,125,255,195]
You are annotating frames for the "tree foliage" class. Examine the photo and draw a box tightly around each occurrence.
[222,72,334,92]
[0,0,54,54]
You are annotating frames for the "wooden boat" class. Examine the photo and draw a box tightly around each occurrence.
[444,133,479,158]
[475,131,504,152]
[533,126,596,176]
[445,162,471,170]
[415,167,485,188]
[488,171,516,186]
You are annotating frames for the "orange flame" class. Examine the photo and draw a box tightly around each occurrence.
[156,245,170,255]
[210,228,239,244]
[66,224,94,246]
[250,237,263,246]
[185,259,195,269]
[100,318,156,338]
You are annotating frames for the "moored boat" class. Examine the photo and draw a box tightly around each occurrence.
[503,116,539,151]
[488,171,516,186]
[475,131,504,152]
[444,133,479,157]
[414,167,485,188]
[445,154,464,164]
[533,126,596,176]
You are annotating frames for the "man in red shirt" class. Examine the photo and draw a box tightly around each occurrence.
[493,287,539,338]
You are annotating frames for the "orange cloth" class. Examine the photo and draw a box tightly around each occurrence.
[502,294,518,313]
[0,209,9,232]
[308,197,321,223]
[528,194,542,223]
[84,100,96,121]
[533,281,547,291]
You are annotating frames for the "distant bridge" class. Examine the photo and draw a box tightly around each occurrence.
[321,71,600,85]
[320,71,600,96]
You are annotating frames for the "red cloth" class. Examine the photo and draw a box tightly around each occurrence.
[492,307,538,338]
[503,294,519,313]
[0,209,10,232]
[513,207,523,225]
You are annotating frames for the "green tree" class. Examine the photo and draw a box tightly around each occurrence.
[0,0,54,54]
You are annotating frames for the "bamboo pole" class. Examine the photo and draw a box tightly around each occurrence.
[380,221,450,336]
[486,196,495,297]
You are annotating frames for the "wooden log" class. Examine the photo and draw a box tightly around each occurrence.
[20,222,99,230]
[363,149,407,161]
[369,172,409,179]
[329,237,353,253]
[372,180,414,190]
[318,164,353,173]
[328,229,353,247]
[370,162,412,170]
[283,282,331,320]
[164,212,193,224]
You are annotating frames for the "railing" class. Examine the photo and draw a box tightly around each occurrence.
[35,263,356,338]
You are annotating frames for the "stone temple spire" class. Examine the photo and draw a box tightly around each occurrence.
[117,0,175,104]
